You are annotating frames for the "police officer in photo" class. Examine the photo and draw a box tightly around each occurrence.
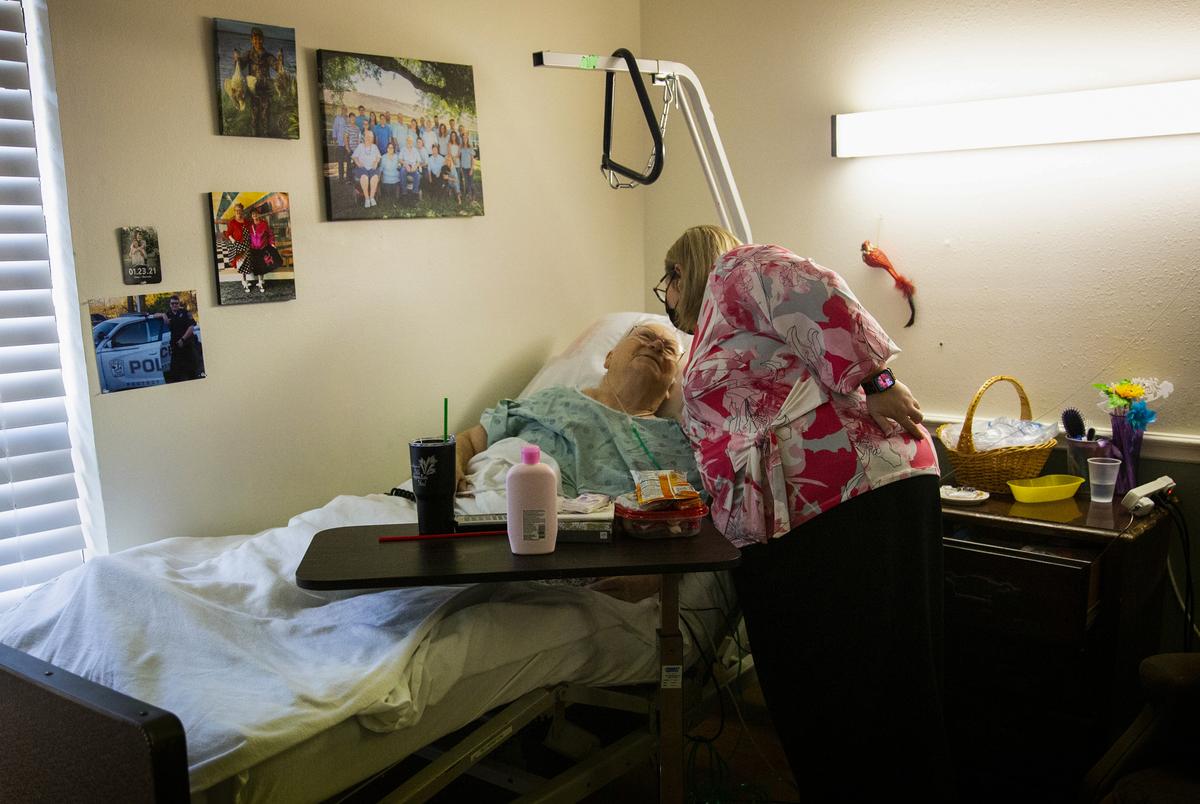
[159,296,203,382]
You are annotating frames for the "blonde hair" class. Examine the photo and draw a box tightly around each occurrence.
[663,225,742,333]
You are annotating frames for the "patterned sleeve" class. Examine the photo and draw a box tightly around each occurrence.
[716,245,899,396]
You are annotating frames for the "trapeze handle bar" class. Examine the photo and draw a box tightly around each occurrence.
[602,49,664,185]
[532,51,752,243]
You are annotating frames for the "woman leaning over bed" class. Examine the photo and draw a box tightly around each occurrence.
[660,225,951,802]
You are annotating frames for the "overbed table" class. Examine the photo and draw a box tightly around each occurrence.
[296,520,740,804]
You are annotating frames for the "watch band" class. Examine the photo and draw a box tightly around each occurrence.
[861,368,896,395]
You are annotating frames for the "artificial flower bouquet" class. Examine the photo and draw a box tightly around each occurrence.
[1094,377,1172,495]
[1095,377,1173,431]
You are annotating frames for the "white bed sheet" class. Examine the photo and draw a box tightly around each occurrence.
[195,568,733,803]
[0,443,735,800]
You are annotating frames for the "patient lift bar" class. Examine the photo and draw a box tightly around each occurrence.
[533,51,753,243]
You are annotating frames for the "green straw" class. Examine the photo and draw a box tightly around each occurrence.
[443,398,448,442]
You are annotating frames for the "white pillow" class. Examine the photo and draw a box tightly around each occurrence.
[518,312,692,417]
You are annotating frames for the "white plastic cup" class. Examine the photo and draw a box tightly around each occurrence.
[1087,457,1122,504]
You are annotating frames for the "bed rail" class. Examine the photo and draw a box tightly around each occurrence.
[0,642,189,803]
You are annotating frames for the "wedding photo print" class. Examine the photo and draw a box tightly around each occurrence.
[317,50,484,220]
[89,291,205,394]
[214,18,298,139]
[208,191,296,305]
[118,226,162,285]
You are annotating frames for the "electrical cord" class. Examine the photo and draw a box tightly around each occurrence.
[681,605,791,803]
[1155,492,1194,650]
[680,572,794,801]
[686,596,799,803]
[1166,561,1200,645]
[680,610,725,745]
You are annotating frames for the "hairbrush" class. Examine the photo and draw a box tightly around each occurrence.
[1061,408,1086,440]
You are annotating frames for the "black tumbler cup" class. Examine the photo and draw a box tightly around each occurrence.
[409,435,457,534]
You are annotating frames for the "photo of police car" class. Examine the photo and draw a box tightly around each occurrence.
[89,290,205,394]
[92,312,202,393]
[93,314,172,392]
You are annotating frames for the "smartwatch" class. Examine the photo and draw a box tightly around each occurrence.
[861,368,896,395]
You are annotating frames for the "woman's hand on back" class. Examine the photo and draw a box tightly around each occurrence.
[865,379,925,440]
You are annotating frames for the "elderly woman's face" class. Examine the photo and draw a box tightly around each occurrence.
[605,324,681,392]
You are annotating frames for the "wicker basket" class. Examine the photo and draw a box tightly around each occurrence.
[936,375,1056,494]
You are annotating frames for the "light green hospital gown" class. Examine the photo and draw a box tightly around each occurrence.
[481,387,702,498]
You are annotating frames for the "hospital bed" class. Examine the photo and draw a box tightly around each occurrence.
[0,313,739,803]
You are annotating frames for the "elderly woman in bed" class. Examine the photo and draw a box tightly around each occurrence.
[454,322,700,497]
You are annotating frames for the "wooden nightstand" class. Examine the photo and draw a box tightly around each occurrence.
[940,495,1171,803]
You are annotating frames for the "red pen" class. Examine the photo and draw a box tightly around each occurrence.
[378,529,506,543]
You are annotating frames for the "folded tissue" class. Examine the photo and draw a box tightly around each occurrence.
[938,416,1059,452]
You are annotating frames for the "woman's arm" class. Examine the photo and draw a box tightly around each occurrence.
[732,248,894,395]
[865,379,924,439]
[720,246,924,438]
[454,424,488,488]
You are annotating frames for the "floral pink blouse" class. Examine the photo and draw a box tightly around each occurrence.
[681,244,939,547]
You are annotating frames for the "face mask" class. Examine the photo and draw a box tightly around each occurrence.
[664,300,680,330]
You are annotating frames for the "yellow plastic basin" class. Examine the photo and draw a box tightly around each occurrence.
[1007,474,1085,503]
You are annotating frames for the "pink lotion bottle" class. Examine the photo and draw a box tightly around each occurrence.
[506,445,558,555]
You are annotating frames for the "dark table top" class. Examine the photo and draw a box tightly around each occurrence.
[296,519,741,590]
[941,494,1167,544]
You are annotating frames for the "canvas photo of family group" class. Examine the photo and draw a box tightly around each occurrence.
[317,50,484,221]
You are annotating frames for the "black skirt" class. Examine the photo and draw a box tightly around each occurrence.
[240,244,283,276]
[730,474,953,802]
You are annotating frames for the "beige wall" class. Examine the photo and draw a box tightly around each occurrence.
[48,0,645,550]
[641,0,1200,443]
[49,0,1200,550]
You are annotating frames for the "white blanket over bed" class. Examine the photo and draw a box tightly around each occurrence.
[0,443,727,794]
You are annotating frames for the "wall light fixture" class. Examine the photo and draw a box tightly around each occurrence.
[832,79,1200,157]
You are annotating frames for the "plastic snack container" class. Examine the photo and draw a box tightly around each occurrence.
[615,492,708,539]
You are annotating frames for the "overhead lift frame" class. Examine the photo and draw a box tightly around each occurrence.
[533,51,753,244]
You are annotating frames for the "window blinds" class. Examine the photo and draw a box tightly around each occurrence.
[0,0,84,611]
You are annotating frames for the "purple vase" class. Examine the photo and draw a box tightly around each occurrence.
[1108,413,1143,497]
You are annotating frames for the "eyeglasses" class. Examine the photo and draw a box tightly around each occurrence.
[652,268,679,304]
[630,327,681,359]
